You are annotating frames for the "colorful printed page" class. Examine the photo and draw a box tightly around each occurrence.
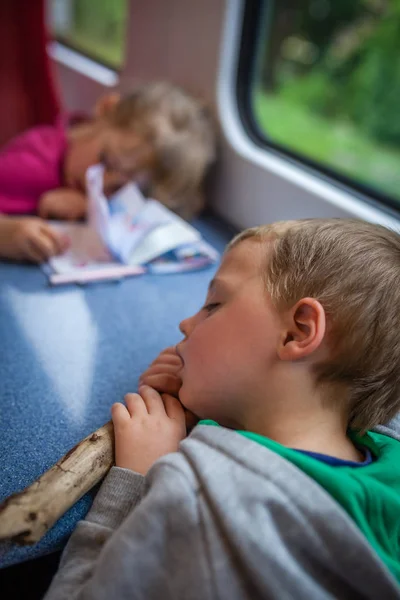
[44,222,145,285]
[45,164,218,284]
[85,164,218,272]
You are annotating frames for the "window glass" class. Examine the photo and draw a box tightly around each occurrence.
[48,0,128,69]
[252,0,400,205]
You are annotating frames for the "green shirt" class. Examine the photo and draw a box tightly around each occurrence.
[200,420,400,582]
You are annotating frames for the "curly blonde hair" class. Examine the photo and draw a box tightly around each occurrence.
[108,81,216,219]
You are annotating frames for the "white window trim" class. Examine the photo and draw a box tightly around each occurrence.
[48,41,119,87]
[217,0,400,230]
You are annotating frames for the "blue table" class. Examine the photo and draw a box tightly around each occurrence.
[0,214,235,568]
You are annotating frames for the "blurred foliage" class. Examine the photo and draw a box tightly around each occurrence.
[254,90,400,202]
[260,0,400,146]
[346,12,400,144]
[52,0,128,69]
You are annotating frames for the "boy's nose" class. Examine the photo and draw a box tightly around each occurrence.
[179,314,195,338]
[179,318,189,337]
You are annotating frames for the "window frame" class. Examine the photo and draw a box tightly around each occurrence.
[48,41,119,87]
[51,35,122,73]
[48,0,127,72]
[237,0,400,217]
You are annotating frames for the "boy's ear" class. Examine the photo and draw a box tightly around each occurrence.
[94,93,121,118]
[278,298,326,362]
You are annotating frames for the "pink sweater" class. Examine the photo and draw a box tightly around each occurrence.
[0,119,68,215]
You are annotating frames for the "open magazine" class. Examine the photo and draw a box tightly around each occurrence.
[43,165,219,285]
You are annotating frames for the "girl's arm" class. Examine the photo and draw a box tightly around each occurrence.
[38,189,88,221]
[0,125,66,215]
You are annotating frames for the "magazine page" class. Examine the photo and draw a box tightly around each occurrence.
[44,163,219,282]
[45,222,145,285]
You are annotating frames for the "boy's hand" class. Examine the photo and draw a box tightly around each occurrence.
[38,188,87,221]
[0,216,69,263]
[112,386,186,475]
[139,346,199,431]
[139,345,183,396]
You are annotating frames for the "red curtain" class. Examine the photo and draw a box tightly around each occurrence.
[0,0,60,147]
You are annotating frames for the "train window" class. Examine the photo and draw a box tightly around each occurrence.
[242,0,400,210]
[47,0,128,70]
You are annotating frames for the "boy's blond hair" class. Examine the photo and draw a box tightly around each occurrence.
[229,218,400,431]
[109,82,216,219]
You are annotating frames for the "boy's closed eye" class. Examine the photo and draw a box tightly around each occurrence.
[203,302,221,314]
[201,278,232,315]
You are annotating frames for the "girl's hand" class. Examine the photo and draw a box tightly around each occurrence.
[0,216,69,263]
[38,188,87,221]
[112,386,186,475]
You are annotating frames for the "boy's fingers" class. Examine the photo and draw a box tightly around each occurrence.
[141,363,182,378]
[149,352,182,368]
[139,386,164,415]
[158,346,178,357]
[185,410,199,431]
[138,369,176,386]
[125,393,147,417]
[111,402,130,423]
[139,374,182,396]
[163,394,186,423]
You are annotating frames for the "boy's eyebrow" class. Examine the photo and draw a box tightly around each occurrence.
[207,277,227,294]
[208,278,217,292]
